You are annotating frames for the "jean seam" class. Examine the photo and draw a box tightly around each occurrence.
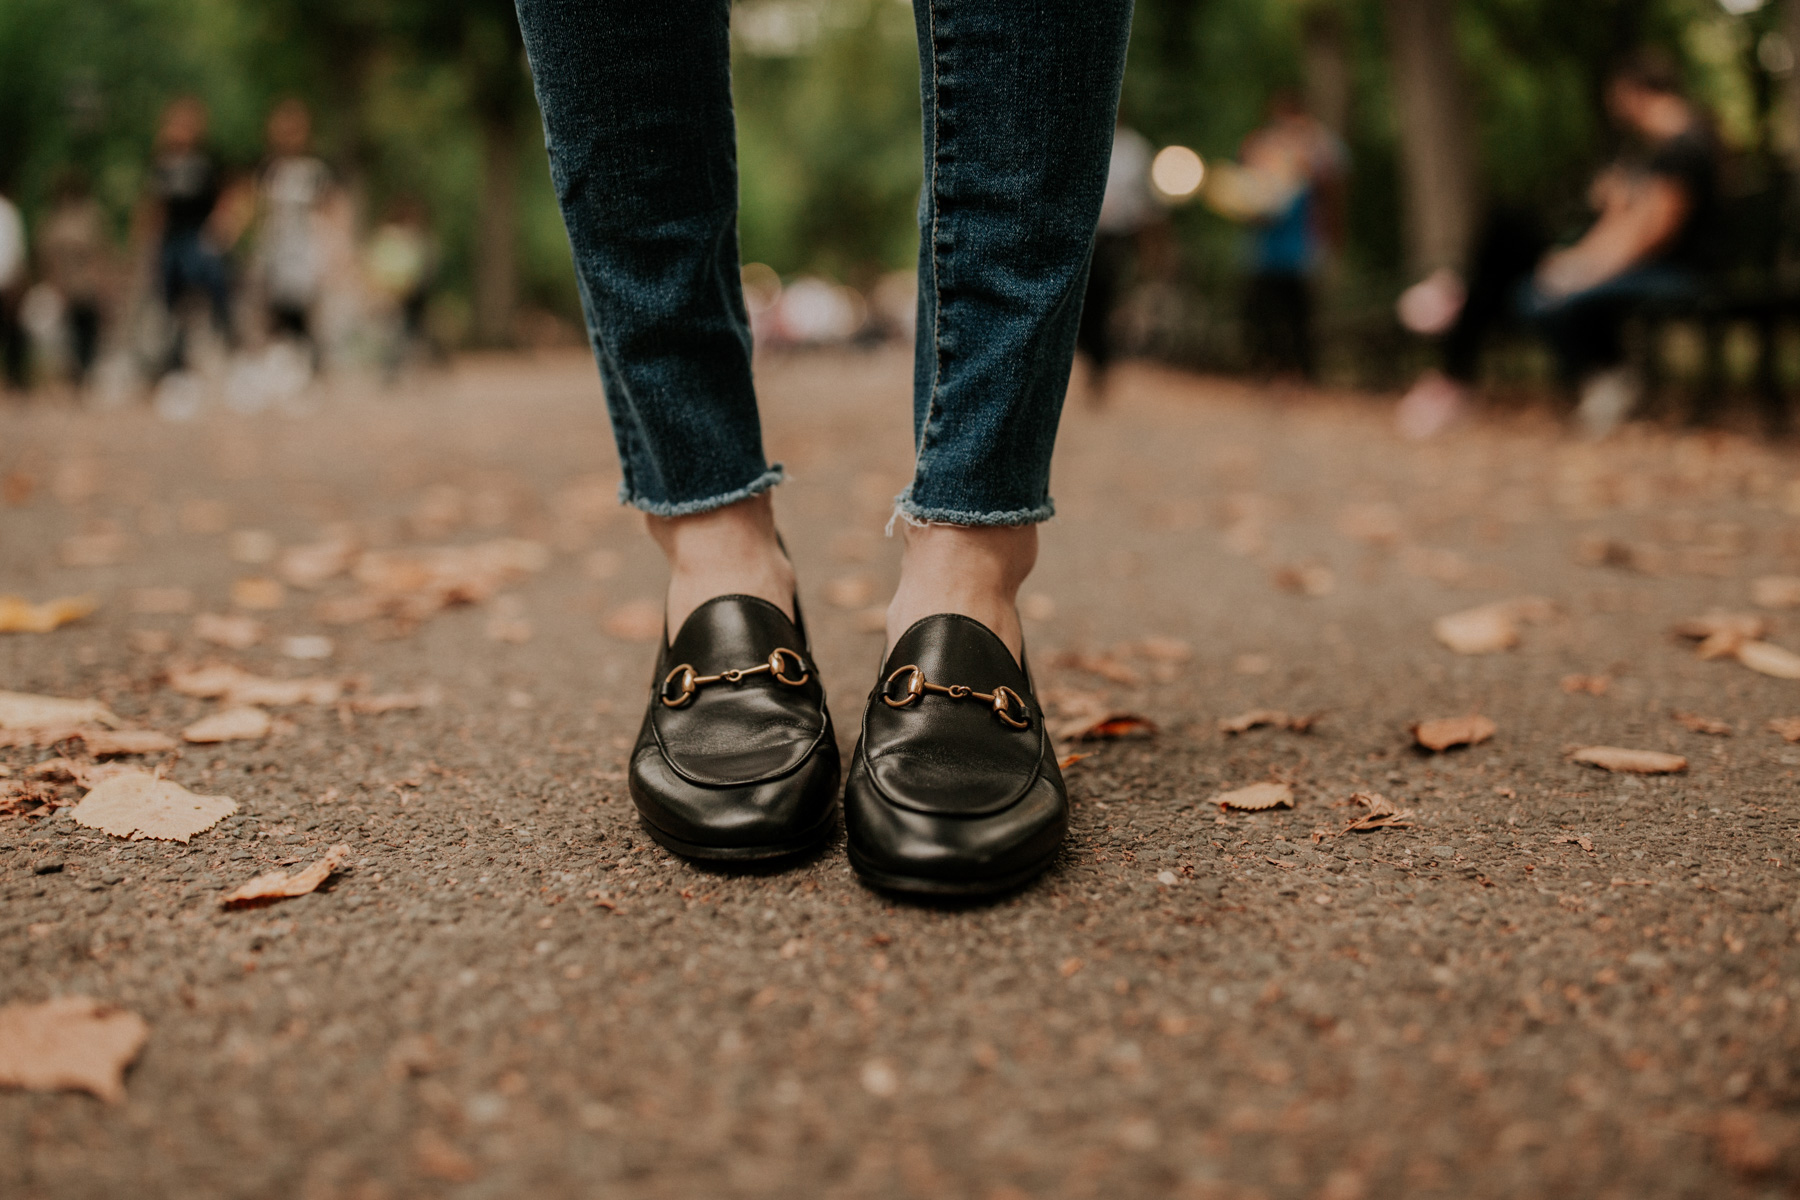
[918,0,945,469]
[619,464,786,518]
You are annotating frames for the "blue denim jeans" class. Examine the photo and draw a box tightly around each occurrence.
[515,0,1132,524]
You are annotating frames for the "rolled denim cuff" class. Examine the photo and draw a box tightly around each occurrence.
[620,464,785,518]
[890,486,1055,529]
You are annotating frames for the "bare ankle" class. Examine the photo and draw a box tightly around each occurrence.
[648,493,796,632]
[886,521,1038,663]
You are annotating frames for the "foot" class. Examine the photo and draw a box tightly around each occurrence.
[647,492,795,635]
[885,521,1036,665]
[1575,367,1641,440]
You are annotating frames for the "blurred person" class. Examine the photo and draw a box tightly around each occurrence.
[1076,121,1156,402]
[0,186,25,390]
[516,0,1131,896]
[1236,92,1347,380]
[254,99,334,367]
[364,196,438,376]
[38,169,110,383]
[143,95,236,376]
[1396,51,1717,439]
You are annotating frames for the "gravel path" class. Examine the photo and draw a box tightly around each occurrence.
[3,349,1799,1199]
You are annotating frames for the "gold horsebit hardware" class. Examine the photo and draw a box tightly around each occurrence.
[660,647,810,708]
[882,665,1031,729]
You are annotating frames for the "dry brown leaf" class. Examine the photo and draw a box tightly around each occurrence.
[1271,563,1337,597]
[1214,782,1294,812]
[1673,611,1768,659]
[275,533,358,589]
[345,685,443,714]
[182,707,272,743]
[1575,536,1667,574]
[602,599,663,642]
[0,996,149,1103]
[1751,575,1800,610]
[1413,714,1497,751]
[0,691,120,731]
[1672,711,1732,736]
[81,729,179,756]
[1561,674,1613,696]
[129,586,195,614]
[72,770,237,841]
[166,662,254,698]
[1056,753,1089,770]
[1340,791,1414,832]
[351,538,550,620]
[221,843,350,907]
[1553,833,1596,852]
[1433,604,1517,654]
[194,612,263,650]
[1061,713,1158,742]
[25,758,137,787]
[1218,709,1316,735]
[0,594,98,634]
[230,577,286,611]
[1736,641,1800,680]
[227,677,343,707]
[1766,717,1800,743]
[313,594,383,625]
[1052,652,1143,686]
[1570,746,1688,774]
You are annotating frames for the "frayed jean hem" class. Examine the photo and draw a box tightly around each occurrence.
[888,489,1055,533]
[620,464,785,518]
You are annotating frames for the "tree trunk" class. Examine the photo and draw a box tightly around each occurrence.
[1382,0,1478,277]
[1303,4,1352,137]
[473,112,518,346]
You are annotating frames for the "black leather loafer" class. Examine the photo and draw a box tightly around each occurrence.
[843,614,1067,896]
[628,595,840,860]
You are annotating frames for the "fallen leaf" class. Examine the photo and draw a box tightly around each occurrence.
[1413,714,1496,752]
[0,691,120,731]
[1433,604,1517,654]
[345,685,443,714]
[1736,640,1800,680]
[1340,791,1414,832]
[0,997,149,1103]
[1553,833,1596,852]
[1673,611,1768,659]
[1766,717,1800,742]
[182,707,273,743]
[824,575,875,609]
[194,612,263,650]
[1063,713,1158,742]
[1271,563,1337,597]
[1218,709,1316,735]
[226,677,342,707]
[1214,781,1294,812]
[1056,753,1089,770]
[230,577,286,610]
[79,730,179,756]
[1561,674,1612,696]
[0,594,97,634]
[221,843,350,907]
[280,635,334,660]
[603,599,663,642]
[167,663,254,698]
[1052,652,1142,686]
[351,538,550,622]
[25,758,137,787]
[1570,746,1687,774]
[275,532,358,588]
[71,771,237,841]
[1751,575,1800,610]
[1672,711,1732,736]
[1575,536,1666,574]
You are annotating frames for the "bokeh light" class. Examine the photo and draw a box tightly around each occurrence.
[1150,145,1206,201]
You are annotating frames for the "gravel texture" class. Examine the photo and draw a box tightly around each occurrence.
[3,349,1799,1199]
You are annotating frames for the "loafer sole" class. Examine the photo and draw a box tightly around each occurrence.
[637,802,838,862]
[846,842,1057,897]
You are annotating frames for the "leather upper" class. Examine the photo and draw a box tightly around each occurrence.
[629,595,839,854]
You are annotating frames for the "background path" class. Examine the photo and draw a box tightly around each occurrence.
[3,350,1799,1198]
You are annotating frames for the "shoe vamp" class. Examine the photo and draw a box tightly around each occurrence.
[863,721,1041,816]
[654,691,823,787]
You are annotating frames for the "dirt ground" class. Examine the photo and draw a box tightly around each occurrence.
[3,348,1799,1199]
